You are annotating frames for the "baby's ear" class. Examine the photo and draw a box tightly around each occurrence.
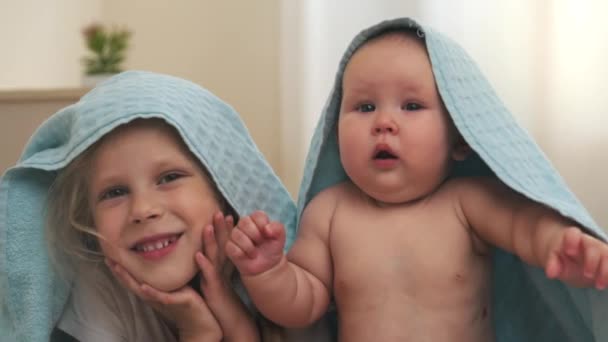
[451,135,471,161]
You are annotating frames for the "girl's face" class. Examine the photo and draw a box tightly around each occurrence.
[88,120,222,291]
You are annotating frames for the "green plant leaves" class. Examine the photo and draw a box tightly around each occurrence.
[81,24,131,75]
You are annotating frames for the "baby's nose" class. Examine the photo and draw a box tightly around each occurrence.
[372,114,399,135]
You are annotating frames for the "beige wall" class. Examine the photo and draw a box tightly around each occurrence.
[281,0,608,228]
[0,1,282,188]
[102,0,281,181]
[1,1,605,228]
[0,91,85,173]
[0,0,102,89]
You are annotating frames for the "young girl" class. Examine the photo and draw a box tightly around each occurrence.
[0,71,328,341]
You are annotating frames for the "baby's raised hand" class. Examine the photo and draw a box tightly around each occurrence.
[545,227,608,290]
[226,210,286,276]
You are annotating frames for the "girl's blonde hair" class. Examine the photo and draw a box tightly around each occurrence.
[46,141,101,278]
[45,119,231,269]
[45,119,285,341]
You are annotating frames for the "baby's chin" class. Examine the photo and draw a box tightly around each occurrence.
[365,187,424,206]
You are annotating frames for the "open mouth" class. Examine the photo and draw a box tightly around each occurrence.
[372,144,399,169]
[131,233,183,253]
[374,150,397,160]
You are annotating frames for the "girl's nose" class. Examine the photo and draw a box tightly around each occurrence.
[130,193,163,224]
[372,112,399,135]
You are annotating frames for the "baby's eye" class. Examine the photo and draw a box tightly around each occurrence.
[403,102,423,111]
[357,103,376,113]
[158,172,183,185]
[100,187,128,201]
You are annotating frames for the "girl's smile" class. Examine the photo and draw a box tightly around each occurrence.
[88,120,223,291]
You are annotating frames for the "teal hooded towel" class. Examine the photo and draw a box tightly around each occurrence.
[0,71,298,341]
[296,18,608,342]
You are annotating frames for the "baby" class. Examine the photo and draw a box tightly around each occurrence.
[226,19,608,342]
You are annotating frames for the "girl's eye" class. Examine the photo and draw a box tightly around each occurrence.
[158,172,183,185]
[403,102,422,111]
[357,103,376,113]
[100,187,128,201]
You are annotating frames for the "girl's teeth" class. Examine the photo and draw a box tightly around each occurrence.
[136,236,177,253]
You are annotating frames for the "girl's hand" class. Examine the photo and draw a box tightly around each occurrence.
[200,212,260,342]
[108,212,259,342]
[106,259,222,341]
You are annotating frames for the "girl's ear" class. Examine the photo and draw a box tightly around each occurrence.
[451,134,471,161]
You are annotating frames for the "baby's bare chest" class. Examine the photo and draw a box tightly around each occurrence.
[330,203,490,307]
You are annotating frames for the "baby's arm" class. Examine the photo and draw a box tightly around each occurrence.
[455,177,608,289]
[227,191,334,327]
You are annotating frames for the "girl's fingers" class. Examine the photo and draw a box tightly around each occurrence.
[106,259,145,295]
[141,282,200,308]
[203,224,218,263]
[106,259,194,307]
[140,283,176,305]
[204,212,233,268]
[196,252,221,290]
[214,212,234,267]
[213,212,233,247]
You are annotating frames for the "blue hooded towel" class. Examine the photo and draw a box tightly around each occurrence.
[296,18,608,341]
[0,71,298,341]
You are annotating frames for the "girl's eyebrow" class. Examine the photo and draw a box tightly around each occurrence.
[90,173,124,193]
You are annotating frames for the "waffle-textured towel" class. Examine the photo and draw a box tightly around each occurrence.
[296,17,608,342]
[0,71,297,341]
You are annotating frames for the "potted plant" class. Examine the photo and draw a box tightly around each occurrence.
[81,23,131,87]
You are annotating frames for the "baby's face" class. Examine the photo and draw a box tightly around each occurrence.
[87,120,221,291]
[338,33,457,204]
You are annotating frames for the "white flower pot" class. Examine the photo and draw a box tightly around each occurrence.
[81,73,117,88]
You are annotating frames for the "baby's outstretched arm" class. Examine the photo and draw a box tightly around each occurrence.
[227,192,334,327]
[544,226,608,288]
[456,177,608,289]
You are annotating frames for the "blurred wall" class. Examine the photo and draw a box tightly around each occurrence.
[280,0,608,227]
[1,1,606,227]
[545,0,608,229]
[1,0,282,184]
[101,1,281,175]
[0,0,102,89]
[279,0,421,197]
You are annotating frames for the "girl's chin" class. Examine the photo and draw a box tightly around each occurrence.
[143,271,198,292]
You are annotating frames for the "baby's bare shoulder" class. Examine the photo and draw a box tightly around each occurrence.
[440,177,503,197]
[309,181,357,204]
